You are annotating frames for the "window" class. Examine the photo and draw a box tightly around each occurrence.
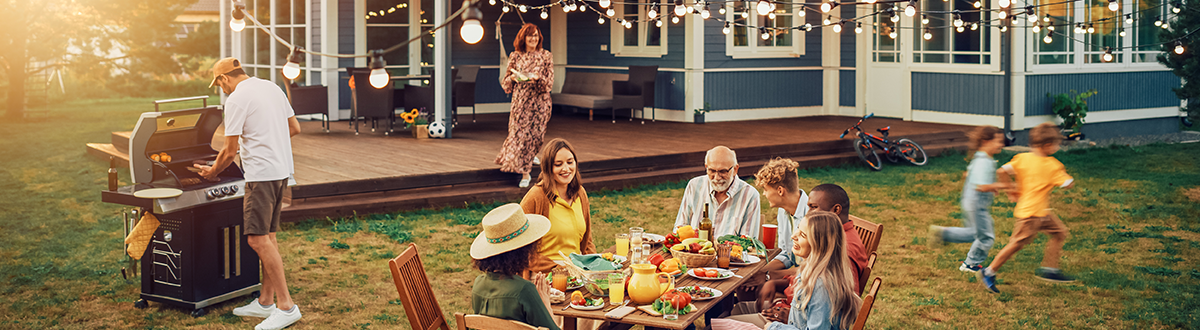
[1032,0,1168,65]
[913,0,991,64]
[240,0,309,86]
[872,4,899,62]
[725,1,804,58]
[1032,0,1075,64]
[1083,0,1123,63]
[1132,0,1170,62]
[367,0,415,79]
[611,0,667,57]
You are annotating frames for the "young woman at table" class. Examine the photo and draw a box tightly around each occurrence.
[520,138,596,274]
[469,204,561,330]
[715,211,860,330]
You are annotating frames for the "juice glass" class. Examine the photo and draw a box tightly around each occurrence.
[629,227,645,247]
[608,273,625,305]
[716,244,731,268]
[552,268,568,292]
[615,233,630,257]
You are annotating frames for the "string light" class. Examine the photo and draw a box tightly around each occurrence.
[768,12,776,19]
[368,50,388,89]
[1119,27,1126,37]
[1026,7,1037,22]
[672,15,680,23]
[1125,14,1133,25]
[798,6,805,17]
[656,19,663,27]
[824,15,832,25]
[504,5,511,13]
[999,25,1007,32]
[489,0,495,5]
[1102,47,1114,62]
[905,0,917,17]
[821,1,838,13]
[1032,21,1041,33]
[719,6,726,15]
[1173,1,1182,13]
[889,28,897,39]
[461,0,484,44]
[890,9,899,22]
[624,19,633,28]
[972,0,982,8]
[998,10,1007,20]
[757,0,775,15]
[1155,16,1163,26]
[855,22,863,34]
[700,4,711,19]
[607,8,615,16]
[723,21,731,34]
[833,21,843,33]
[921,14,929,25]
[643,4,653,19]
[1000,0,1010,7]
[957,25,964,32]
[518,4,527,12]
[1163,23,1171,30]
[803,23,813,31]
[1175,41,1185,54]
[1044,34,1053,43]
[952,11,963,27]
[1108,0,1119,11]
[1043,14,1050,23]
[229,1,246,32]
[971,22,978,30]
[923,26,932,40]
[1087,23,1095,34]
[675,0,688,16]
[599,0,611,8]
[282,47,302,79]
[540,8,548,19]
[760,27,770,40]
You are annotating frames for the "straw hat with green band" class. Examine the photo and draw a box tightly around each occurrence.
[470,203,551,259]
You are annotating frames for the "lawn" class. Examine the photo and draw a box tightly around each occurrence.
[1,98,1198,329]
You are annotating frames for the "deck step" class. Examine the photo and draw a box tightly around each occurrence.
[111,131,131,154]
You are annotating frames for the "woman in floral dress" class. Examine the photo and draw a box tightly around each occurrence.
[496,23,554,188]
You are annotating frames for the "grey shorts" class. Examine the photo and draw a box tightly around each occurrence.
[244,179,287,235]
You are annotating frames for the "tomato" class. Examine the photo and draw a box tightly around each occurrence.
[670,291,692,309]
[648,254,666,267]
[705,269,719,278]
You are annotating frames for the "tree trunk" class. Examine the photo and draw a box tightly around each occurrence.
[4,1,26,120]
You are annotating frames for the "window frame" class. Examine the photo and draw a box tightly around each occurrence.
[910,0,993,66]
[610,1,669,58]
[1029,0,1170,70]
[723,1,805,58]
[240,0,312,85]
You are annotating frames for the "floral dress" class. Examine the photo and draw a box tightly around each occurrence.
[495,49,555,174]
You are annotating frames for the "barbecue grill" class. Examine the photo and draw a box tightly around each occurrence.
[102,104,261,317]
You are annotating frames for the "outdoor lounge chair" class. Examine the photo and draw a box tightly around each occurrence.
[389,244,451,330]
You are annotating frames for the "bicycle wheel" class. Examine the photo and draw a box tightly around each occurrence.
[897,138,928,166]
[853,137,883,171]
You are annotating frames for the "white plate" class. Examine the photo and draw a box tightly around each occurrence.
[729,254,761,266]
[571,301,608,310]
[643,233,666,245]
[687,268,735,281]
[676,286,723,301]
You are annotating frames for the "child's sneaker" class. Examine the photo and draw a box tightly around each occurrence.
[233,299,276,318]
[1034,267,1076,283]
[928,225,945,246]
[978,269,1000,293]
[958,262,983,273]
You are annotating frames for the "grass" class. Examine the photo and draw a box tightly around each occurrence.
[1,98,1199,329]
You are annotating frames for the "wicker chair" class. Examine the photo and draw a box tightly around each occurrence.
[347,67,395,135]
[281,75,329,132]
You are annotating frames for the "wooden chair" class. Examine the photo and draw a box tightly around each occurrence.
[850,215,883,256]
[454,313,548,330]
[851,277,882,330]
[389,244,451,330]
[858,252,877,296]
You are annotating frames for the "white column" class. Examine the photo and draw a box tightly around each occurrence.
[434,0,449,125]
[1010,3,1028,132]
[322,0,340,120]
[855,5,868,116]
[822,18,841,115]
[551,8,567,93]
[409,0,422,80]
[684,12,705,121]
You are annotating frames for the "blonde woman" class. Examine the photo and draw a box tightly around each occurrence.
[763,211,861,330]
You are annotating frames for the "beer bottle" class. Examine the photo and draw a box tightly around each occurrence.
[108,157,119,191]
[699,203,713,243]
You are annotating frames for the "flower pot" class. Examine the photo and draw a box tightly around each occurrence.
[413,125,429,139]
[694,113,705,124]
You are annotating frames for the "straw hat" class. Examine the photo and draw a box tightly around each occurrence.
[470,203,551,259]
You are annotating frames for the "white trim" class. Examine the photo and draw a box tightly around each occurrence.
[700,106,825,122]
[822,22,839,116]
[563,64,686,72]
[1025,66,1172,75]
[1021,106,1180,129]
[560,64,847,73]
[552,8,568,94]
[722,2,804,59]
[684,12,705,120]
[610,2,668,57]
[322,0,340,119]
[912,110,1006,127]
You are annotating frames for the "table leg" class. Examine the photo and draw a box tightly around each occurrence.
[563,316,578,330]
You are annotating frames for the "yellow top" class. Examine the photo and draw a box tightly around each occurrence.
[1003,153,1073,219]
[538,196,587,260]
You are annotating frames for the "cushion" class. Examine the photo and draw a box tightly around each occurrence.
[552,93,613,109]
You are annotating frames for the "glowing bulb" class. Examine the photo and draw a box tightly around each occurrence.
[1125,15,1133,24]
[722,22,731,34]
[624,20,632,28]
[804,23,813,31]
[824,16,831,25]
[1163,23,1171,30]
[820,2,832,13]
[701,8,710,18]
[1047,25,1054,31]
[956,26,964,32]
[921,15,929,25]
[891,14,899,22]
[923,29,932,40]
[1173,6,1181,13]
[1028,12,1038,23]
[461,20,483,44]
[855,23,863,33]
[1176,43,1185,54]
[1119,28,1126,37]
[1032,24,1041,32]
[657,19,663,27]
[798,10,805,17]
[600,0,611,8]
[519,4,527,12]
[368,51,388,89]
[999,25,1007,32]
[504,5,511,13]
[1108,0,1119,11]
[599,16,605,24]
[953,16,963,27]
[676,3,688,16]
[230,18,246,31]
[1155,19,1163,26]
[540,9,549,19]
[973,0,981,8]
[1102,49,1114,62]
[998,11,1006,19]
[649,7,658,19]
[719,6,726,15]
[999,0,1010,8]
[761,28,770,40]
[768,12,776,19]
[889,30,897,39]
[672,15,680,23]
[905,2,916,16]
[230,2,246,32]
[833,23,842,33]
[758,0,774,15]
[970,22,978,30]
[489,0,495,5]
[1044,34,1053,43]
[741,11,749,18]
[1087,24,1095,34]
[608,8,615,16]
[282,62,301,80]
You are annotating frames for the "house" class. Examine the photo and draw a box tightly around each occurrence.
[218,0,1183,142]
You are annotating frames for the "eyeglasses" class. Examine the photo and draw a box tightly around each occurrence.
[706,165,735,176]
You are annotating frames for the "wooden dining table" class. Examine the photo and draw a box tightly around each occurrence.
[554,246,780,330]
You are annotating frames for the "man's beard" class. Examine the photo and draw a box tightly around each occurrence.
[709,177,733,193]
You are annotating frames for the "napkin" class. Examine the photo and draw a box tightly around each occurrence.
[569,253,619,271]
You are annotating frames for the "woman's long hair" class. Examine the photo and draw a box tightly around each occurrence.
[513,23,543,53]
[795,211,862,329]
[536,138,583,202]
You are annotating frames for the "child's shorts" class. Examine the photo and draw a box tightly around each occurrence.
[1009,213,1069,246]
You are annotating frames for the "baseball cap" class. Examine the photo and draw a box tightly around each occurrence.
[209,57,243,88]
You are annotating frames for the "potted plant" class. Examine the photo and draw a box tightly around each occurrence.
[693,102,712,124]
[401,108,430,139]
[1047,89,1097,140]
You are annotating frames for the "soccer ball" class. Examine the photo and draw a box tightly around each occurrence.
[428,121,446,138]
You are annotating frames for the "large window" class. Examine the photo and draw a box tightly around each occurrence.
[365,0,431,79]
[872,4,899,62]
[913,0,991,64]
[239,0,309,86]
[1032,0,1167,65]
[725,1,804,58]
[611,0,668,57]
[1132,0,1170,62]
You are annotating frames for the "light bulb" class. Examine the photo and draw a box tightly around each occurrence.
[648,7,658,19]
[1047,25,1054,31]
[1000,25,1008,32]
[971,22,978,30]
[671,16,679,23]
[283,48,302,79]
[820,1,833,13]
[624,20,632,28]
[1155,19,1163,26]
[1044,34,1053,43]
[719,6,726,14]
[505,5,511,13]
[923,29,932,40]
[1108,0,1119,11]
[1125,15,1133,24]
[1176,43,1185,54]
[519,4,527,12]
[957,26,965,32]
[600,0,611,8]
[230,18,246,31]
[998,11,1007,20]
[461,20,484,44]
[368,51,388,89]
[973,0,981,8]
[905,3,916,17]
[1044,14,1050,22]
[891,13,899,22]
[1102,49,1114,62]
[798,9,805,17]
[676,2,688,16]
[921,15,929,25]
[855,23,862,33]
[758,0,774,15]
[608,8,615,16]
[999,0,1010,8]
[1032,24,1041,32]
[598,16,605,24]
[824,16,831,25]
[953,15,963,27]
[1119,28,1126,37]
[1162,23,1170,30]
[804,23,813,31]
[1087,24,1095,34]
[889,30,897,39]
[541,9,549,19]
[768,12,776,19]
[489,0,495,5]
[866,0,876,3]
[741,11,749,18]
[701,8,710,19]
[833,23,842,33]
[1173,6,1181,13]
[1028,12,1038,23]
[722,22,731,34]
[761,27,770,40]
[656,19,663,27]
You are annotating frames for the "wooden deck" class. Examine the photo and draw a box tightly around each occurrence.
[88,112,974,221]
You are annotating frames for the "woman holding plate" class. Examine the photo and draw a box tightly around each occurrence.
[496,23,555,188]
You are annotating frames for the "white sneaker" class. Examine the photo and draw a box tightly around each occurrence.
[255,305,302,330]
[532,156,540,165]
[233,299,276,318]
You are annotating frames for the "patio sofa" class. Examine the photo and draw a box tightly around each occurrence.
[551,71,627,121]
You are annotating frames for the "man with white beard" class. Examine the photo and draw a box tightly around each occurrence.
[673,146,763,239]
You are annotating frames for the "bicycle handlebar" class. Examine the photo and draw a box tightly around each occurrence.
[840,113,875,139]
[865,113,874,119]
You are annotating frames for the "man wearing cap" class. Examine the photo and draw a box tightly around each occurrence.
[196,57,303,330]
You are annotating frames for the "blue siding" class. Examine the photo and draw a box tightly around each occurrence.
[1011,117,1179,144]
[452,4,551,66]
[564,15,685,68]
[703,14,821,69]
[311,0,321,62]
[840,70,855,107]
[337,0,355,109]
[1025,71,1180,116]
[839,5,856,68]
[912,72,1004,116]
[476,68,509,104]
[704,70,822,110]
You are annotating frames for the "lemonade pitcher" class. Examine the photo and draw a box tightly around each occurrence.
[626,264,675,305]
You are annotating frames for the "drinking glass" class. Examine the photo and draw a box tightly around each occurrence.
[629,227,645,247]
[552,268,568,292]
[608,273,625,305]
[716,244,731,268]
[761,224,778,250]
[615,233,630,257]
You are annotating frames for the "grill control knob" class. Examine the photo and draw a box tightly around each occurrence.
[212,189,224,198]
[221,186,232,195]
[206,190,217,199]
[230,185,239,194]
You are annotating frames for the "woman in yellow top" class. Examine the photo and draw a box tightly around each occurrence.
[520,138,596,274]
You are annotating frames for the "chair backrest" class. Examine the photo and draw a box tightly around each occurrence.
[561,71,628,96]
[347,67,394,118]
[851,277,882,330]
[858,252,876,296]
[454,313,548,330]
[627,65,658,107]
[850,215,883,256]
[456,65,481,83]
[281,72,329,116]
[390,244,450,330]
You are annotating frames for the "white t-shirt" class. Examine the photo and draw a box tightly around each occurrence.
[224,77,295,182]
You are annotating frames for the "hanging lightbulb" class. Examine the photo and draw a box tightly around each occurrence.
[676,0,688,16]
[599,0,611,8]
[758,0,775,15]
[833,21,843,33]
[803,23,813,31]
[1125,14,1133,25]
[646,3,658,19]
[368,50,388,89]
[741,10,749,18]
[921,14,929,25]
[905,0,917,16]
[282,47,302,80]
[1102,47,1114,62]
[971,22,978,30]
[489,0,496,5]
[624,20,633,28]
[1000,25,1008,32]
[1108,0,1119,11]
[1047,25,1054,31]
[890,12,899,22]
[973,0,981,8]
[1119,28,1126,37]
[656,19,663,27]
[1043,14,1050,23]
[719,5,726,15]
[672,15,679,23]
[541,8,549,19]
[866,0,876,3]
[1162,23,1170,30]
[599,16,606,24]
[519,4,527,12]
[1032,22,1041,32]
[504,5,512,13]
[1087,23,1095,34]
[855,22,863,34]
[701,6,711,19]
[998,11,1007,20]
[798,6,805,17]
[1044,34,1053,43]
[923,27,932,40]
[957,26,965,32]
[760,27,770,40]
[1173,5,1181,13]
[889,29,897,39]
[229,1,247,32]
[820,1,837,13]
[461,1,485,44]
[999,0,1010,8]
[953,12,963,27]
[1073,24,1082,33]
[824,15,832,25]
[607,8,615,16]
[722,21,731,34]
[1155,16,1163,26]
[1175,41,1185,54]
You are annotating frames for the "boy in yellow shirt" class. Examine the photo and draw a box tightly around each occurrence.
[980,123,1075,293]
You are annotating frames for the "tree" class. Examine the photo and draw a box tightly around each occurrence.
[0,0,191,119]
[1157,0,1199,124]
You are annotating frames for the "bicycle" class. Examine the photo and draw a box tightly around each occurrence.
[838,113,929,171]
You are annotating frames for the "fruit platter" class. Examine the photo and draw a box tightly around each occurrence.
[569,291,607,311]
